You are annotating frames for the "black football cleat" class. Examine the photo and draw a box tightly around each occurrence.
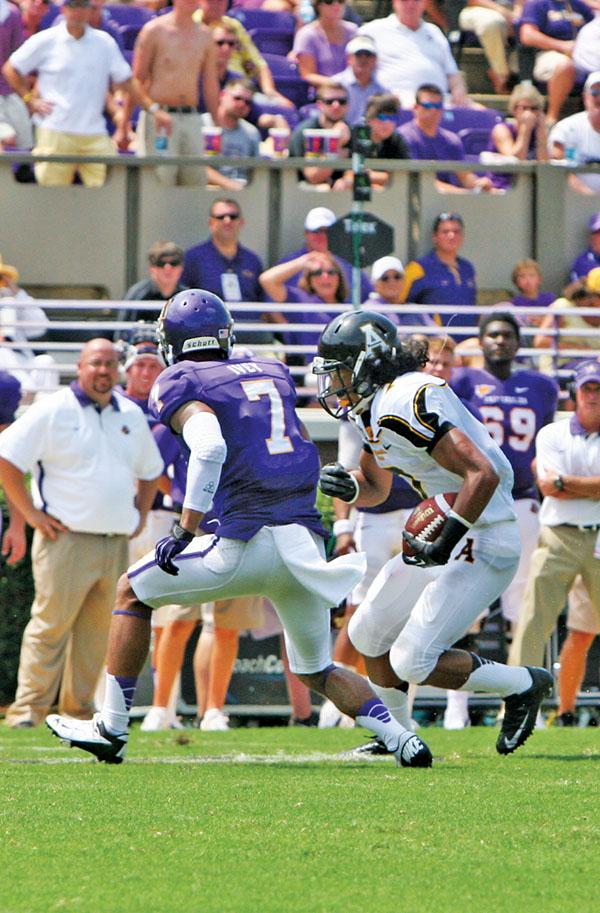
[352,737,392,757]
[496,666,553,755]
[46,713,128,764]
[395,731,433,768]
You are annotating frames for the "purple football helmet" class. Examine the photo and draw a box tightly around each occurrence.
[157,289,235,365]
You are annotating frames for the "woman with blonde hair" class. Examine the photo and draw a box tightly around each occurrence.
[486,83,548,188]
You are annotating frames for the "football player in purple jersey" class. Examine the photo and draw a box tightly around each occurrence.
[452,312,559,633]
[46,289,433,768]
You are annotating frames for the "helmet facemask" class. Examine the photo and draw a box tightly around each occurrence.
[313,352,378,418]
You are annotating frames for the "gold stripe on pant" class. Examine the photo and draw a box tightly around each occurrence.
[508,524,600,668]
[6,529,129,726]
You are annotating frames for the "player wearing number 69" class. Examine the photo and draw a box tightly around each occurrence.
[46,290,434,768]
[313,309,553,756]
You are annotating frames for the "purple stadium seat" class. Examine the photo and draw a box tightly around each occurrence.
[251,102,300,139]
[230,8,296,33]
[441,107,504,133]
[458,127,495,156]
[262,53,300,78]
[249,28,294,56]
[105,5,154,27]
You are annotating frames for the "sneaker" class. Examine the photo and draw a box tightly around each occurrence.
[46,713,128,764]
[443,690,470,730]
[496,667,554,755]
[318,699,354,729]
[394,730,433,768]
[140,706,169,732]
[554,711,577,727]
[199,708,230,732]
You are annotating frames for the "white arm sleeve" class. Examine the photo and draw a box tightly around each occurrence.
[181,411,228,514]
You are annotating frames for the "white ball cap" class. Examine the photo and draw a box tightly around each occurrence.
[371,256,404,282]
[304,207,337,232]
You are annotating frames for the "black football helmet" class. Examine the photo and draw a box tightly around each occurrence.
[313,309,399,418]
[157,289,235,366]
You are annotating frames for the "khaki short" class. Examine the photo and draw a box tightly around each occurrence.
[214,595,265,631]
[567,577,600,635]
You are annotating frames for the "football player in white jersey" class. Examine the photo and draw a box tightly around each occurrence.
[314,310,553,755]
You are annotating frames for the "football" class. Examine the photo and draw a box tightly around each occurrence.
[403,492,457,558]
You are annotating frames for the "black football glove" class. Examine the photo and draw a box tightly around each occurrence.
[155,523,194,576]
[402,516,470,568]
[319,462,360,503]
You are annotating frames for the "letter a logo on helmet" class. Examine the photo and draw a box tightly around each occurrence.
[158,289,235,365]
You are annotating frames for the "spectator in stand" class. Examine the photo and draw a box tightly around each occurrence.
[573,16,600,77]
[200,78,261,189]
[288,81,351,188]
[458,0,519,95]
[20,0,58,40]
[120,0,219,186]
[259,251,347,361]
[358,0,472,109]
[123,240,187,315]
[553,578,599,725]
[367,255,436,329]
[510,257,555,326]
[292,0,357,90]
[399,83,496,194]
[277,206,372,302]
[3,0,138,187]
[549,71,600,195]
[332,34,386,126]
[182,198,271,345]
[194,0,289,109]
[518,0,593,126]
[0,0,33,150]
[534,268,600,374]
[486,83,548,189]
[0,338,162,728]
[51,0,125,51]
[569,213,600,282]
[334,93,410,192]
[404,212,478,330]
[0,371,25,567]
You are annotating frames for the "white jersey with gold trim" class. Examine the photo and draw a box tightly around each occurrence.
[350,371,516,528]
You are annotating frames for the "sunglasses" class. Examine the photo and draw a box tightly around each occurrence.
[215,39,237,47]
[418,100,443,110]
[155,258,182,268]
[320,97,348,106]
[379,272,403,282]
[309,268,338,277]
[64,0,90,6]
[434,212,463,229]
[375,113,398,122]
[514,103,540,111]
[319,0,344,5]
[590,88,600,98]
[230,94,252,106]
[211,211,240,221]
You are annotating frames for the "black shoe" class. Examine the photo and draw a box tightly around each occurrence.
[394,731,433,768]
[288,711,319,727]
[554,711,577,727]
[11,720,36,729]
[496,667,553,755]
[46,713,128,764]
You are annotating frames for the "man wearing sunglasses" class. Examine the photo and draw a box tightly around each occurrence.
[549,71,600,195]
[118,241,187,337]
[199,77,260,190]
[288,81,352,188]
[399,83,495,193]
[332,34,386,126]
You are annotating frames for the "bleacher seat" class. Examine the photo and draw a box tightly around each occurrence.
[441,107,504,132]
[105,5,154,27]
[230,8,296,34]
[251,103,300,139]
[249,28,294,56]
[458,127,494,157]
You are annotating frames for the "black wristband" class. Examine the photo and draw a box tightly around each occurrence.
[435,516,470,555]
[171,522,194,542]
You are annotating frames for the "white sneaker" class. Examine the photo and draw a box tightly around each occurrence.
[318,699,354,729]
[443,690,470,730]
[140,706,170,732]
[200,708,230,731]
[46,713,128,764]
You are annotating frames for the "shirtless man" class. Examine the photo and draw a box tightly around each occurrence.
[125,0,220,186]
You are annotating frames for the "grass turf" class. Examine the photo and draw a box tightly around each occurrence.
[1,724,599,913]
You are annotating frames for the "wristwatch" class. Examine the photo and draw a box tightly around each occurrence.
[148,102,160,114]
[553,475,565,492]
[171,522,194,542]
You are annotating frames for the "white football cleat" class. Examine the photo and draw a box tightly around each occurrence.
[140,706,170,732]
[200,708,230,732]
[46,713,128,764]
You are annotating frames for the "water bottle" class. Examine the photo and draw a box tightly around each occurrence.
[154,126,168,155]
[564,127,578,165]
[299,0,315,24]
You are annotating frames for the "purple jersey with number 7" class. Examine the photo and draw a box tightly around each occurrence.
[452,367,558,499]
[149,354,326,541]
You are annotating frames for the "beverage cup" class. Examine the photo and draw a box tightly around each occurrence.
[202,126,223,156]
[268,127,289,158]
[303,128,328,158]
[324,130,339,159]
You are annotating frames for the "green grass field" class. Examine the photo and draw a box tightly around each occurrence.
[1,724,599,913]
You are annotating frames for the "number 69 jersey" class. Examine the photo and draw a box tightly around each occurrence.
[351,372,517,528]
[149,354,326,541]
[452,368,559,500]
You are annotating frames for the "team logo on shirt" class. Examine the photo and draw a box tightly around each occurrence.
[475,384,494,397]
[121,425,130,435]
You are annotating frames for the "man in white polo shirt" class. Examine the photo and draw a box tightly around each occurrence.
[509,359,600,668]
[1,0,169,186]
[358,0,471,108]
[0,338,163,727]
